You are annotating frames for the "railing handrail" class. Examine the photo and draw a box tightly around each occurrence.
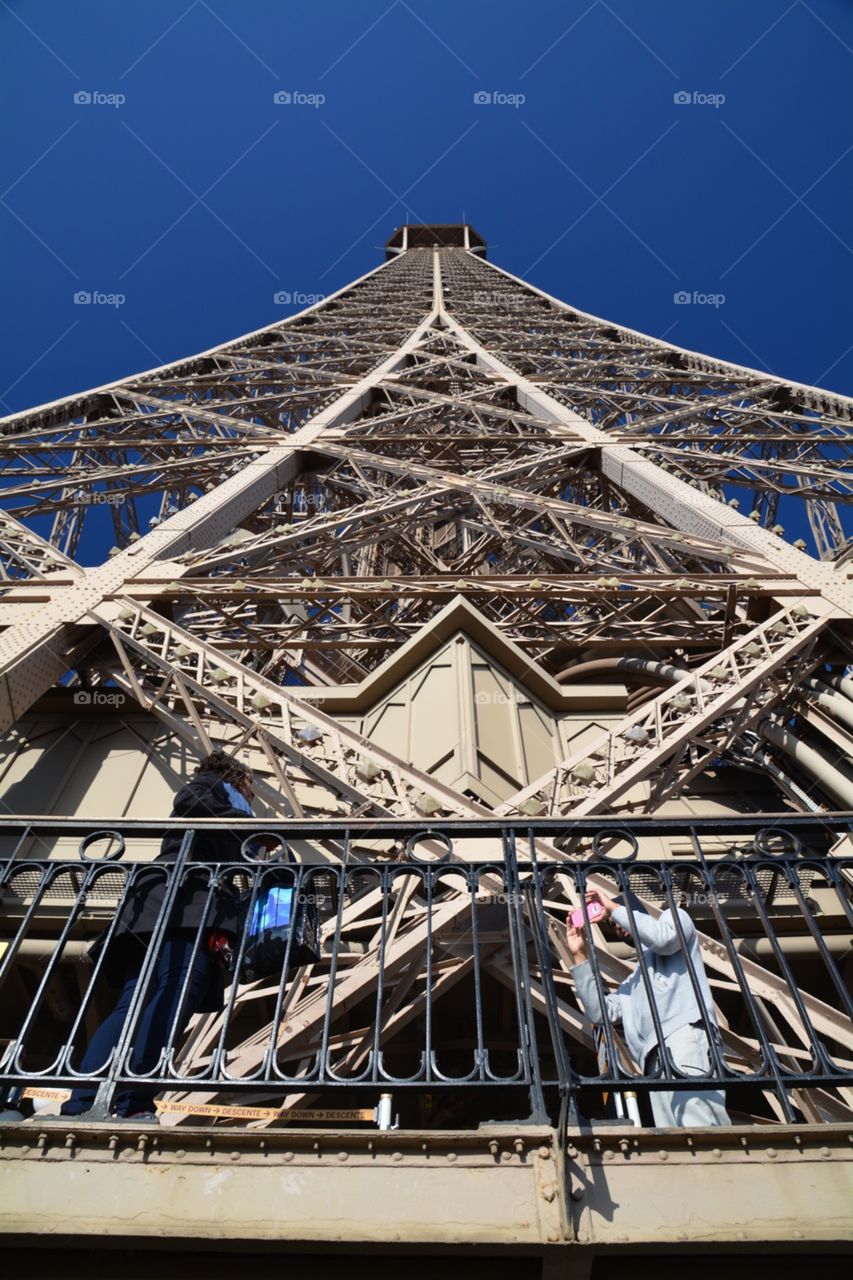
[1,812,852,836]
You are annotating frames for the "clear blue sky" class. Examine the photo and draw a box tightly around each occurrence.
[2,0,852,415]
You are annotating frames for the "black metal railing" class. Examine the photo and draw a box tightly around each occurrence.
[1,816,851,1127]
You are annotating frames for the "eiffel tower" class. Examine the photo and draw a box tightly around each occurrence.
[2,223,851,822]
[1,225,852,1139]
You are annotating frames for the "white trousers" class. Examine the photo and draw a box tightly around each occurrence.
[650,1022,730,1128]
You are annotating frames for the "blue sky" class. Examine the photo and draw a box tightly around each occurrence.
[2,0,852,415]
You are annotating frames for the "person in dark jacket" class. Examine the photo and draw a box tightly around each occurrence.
[60,750,256,1121]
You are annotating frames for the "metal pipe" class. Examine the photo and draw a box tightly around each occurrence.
[822,672,853,704]
[793,714,853,789]
[738,935,851,961]
[759,719,853,808]
[557,656,688,685]
[6,939,91,962]
[556,657,624,682]
[608,933,850,961]
[732,741,823,814]
[616,657,690,685]
[804,677,853,733]
[626,684,658,712]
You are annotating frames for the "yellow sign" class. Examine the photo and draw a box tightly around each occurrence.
[156,1099,375,1122]
[21,1088,374,1123]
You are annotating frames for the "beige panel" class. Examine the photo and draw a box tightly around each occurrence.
[0,721,87,814]
[478,758,523,801]
[409,660,459,772]
[352,631,632,805]
[121,736,189,818]
[54,726,151,818]
[432,755,468,789]
[364,698,410,759]
[472,664,522,781]
[518,702,559,780]
[558,714,620,754]
[0,716,196,860]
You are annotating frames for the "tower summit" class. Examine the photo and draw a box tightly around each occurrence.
[386,222,486,256]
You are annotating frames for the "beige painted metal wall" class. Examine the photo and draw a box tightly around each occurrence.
[1,1121,850,1251]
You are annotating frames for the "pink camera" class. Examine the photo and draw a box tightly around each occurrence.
[570,901,605,928]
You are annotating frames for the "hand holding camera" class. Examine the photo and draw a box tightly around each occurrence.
[566,888,622,963]
[569,899,606,929]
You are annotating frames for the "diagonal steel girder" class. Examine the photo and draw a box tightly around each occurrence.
[308,440,770,570]
[439,307,853,613]
[95,585,825,824]
[438,249,853,565]
[0,509,83,585]
[443,248,853,421]
[95,597,493,820]
[183,440,684,578]
[497,603,826,816]
[0,317,451,730]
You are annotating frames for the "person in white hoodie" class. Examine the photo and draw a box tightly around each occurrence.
[567,887,730,1127]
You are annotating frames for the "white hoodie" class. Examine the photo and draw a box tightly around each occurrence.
[572,905,719,1067]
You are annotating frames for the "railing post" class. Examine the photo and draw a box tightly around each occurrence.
[523,833,579,1124]
[503,827,549,1124]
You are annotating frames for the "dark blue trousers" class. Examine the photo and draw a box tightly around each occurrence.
[62,934,212,1116]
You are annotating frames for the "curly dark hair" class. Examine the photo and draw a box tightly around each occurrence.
[194,749,251,788]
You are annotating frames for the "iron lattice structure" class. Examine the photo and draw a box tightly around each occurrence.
[1,224,852,822]
[2,226,853,1123]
